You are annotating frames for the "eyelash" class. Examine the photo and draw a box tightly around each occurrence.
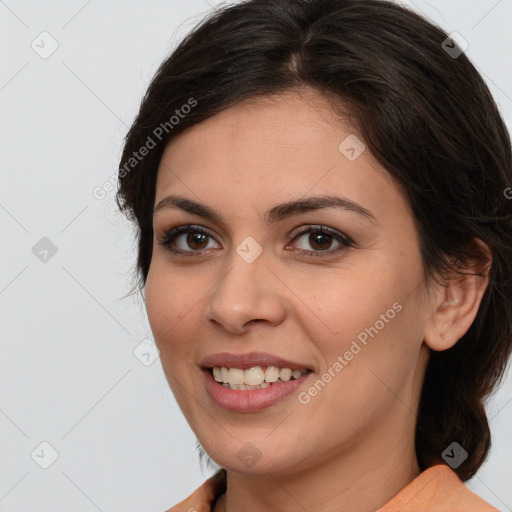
[156,224,353,258]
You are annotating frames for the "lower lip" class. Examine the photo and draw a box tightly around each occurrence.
[202,368,313,412]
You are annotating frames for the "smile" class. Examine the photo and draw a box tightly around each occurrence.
[211,365,310,390]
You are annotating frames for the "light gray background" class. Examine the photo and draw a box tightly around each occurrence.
[1,1,511,511]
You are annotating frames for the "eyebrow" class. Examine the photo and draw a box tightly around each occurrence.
[153,194,377,226]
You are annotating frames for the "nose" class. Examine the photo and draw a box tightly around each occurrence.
[206,250,286,335]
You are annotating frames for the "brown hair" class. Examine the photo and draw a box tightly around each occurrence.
[116,0,512,480]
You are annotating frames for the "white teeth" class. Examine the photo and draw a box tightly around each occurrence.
[264,366,280,382]
[212,365,309,388]
[221,381,271,390]
[279,368,292,381]
[291,369,303,379]
[244,367,265,386]
[227,368,245,385]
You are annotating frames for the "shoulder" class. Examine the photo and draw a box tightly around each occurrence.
[163,465,499,512]
[378,464,500,512]
[163,469,227,512]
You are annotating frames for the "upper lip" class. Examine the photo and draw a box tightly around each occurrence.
[199,351,313,371]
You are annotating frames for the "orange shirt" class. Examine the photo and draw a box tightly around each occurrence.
[165,464,500,512]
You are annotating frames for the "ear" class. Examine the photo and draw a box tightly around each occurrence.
[423,238,492,351]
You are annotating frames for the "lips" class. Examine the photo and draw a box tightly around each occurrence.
[202,367,314,411]
[199,351,314,371]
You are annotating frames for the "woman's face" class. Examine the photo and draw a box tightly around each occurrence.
[146,88,434,475]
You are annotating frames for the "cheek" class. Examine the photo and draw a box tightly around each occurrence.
[145,265,201,401]
[145,264,167,341]
[303,299,421,433]
[307,264,400,334]
[307,256,420,368]
[145,262,191,352]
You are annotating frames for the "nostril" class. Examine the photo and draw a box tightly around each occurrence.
[245,319,264,327]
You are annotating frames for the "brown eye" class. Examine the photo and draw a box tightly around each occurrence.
[184,232,209,250]
[157,225,219,256]
[288,225,352,256]
[157,224,352,258]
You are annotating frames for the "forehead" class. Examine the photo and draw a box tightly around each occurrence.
[154,89,408,223]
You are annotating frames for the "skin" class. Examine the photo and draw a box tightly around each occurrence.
[145,86,490,512]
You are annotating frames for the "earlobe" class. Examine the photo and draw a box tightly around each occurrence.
[423,239,492,352]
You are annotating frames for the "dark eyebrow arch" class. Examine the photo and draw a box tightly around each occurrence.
[153,194,377,226]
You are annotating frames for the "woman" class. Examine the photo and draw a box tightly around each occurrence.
[116,0,512,510]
